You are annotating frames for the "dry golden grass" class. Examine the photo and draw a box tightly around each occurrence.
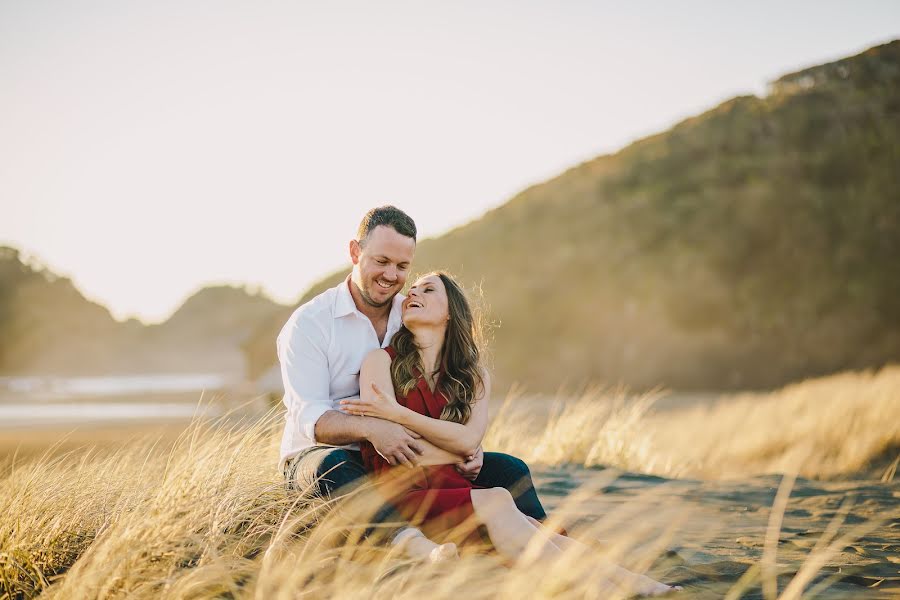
[1,366,896,599]
[488,365,900,480]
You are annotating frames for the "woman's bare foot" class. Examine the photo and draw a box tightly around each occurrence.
[615,570,682,597]
[429,542,459,563]
[640,581,682,596]
[393,528,459,563]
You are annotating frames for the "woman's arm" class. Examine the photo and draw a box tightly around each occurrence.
[415,437,469,466]
[341,349,490,457]
[384,382,488,457]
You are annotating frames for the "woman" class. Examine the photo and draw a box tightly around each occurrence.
[340,272,678,596]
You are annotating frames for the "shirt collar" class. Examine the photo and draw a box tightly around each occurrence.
[333,275,357,318]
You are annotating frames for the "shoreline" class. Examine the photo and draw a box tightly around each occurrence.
[0,420,195,463]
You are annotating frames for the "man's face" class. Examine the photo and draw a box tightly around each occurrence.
[350,225,416,308]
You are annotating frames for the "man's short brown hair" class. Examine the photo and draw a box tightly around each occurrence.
[357,205,417,245]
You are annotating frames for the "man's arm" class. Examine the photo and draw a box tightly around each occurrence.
[278,315,337,444]
[317,409,465,467]
[313,409,370,446]
[279,317,427,468]
[315,410,431,468]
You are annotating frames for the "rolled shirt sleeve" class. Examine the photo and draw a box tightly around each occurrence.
[277,315,332,445]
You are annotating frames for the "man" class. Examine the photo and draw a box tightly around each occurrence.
[277,205,547,523]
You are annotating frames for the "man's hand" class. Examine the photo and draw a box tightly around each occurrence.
[455,445,484,480]
[365,418,424,469]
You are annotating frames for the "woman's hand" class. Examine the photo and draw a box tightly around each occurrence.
[340,383,404,422]
[454,445,484,480]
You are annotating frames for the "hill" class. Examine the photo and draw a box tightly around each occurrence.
[0,247,286,376]
[0,247,141,373]
[143,285,291,374]
[244,40,900,392]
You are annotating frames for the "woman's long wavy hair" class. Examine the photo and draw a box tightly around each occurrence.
[389,271,484,425]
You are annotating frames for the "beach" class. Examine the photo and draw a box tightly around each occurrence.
[533,467,899,598]
[1,366,897,598]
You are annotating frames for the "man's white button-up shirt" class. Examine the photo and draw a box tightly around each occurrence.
[276,276,405,470]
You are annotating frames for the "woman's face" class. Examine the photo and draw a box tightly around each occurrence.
[402,274,449,329]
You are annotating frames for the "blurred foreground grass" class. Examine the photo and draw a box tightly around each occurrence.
[1,366,897,599]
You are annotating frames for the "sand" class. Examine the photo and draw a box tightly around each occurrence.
[533,466,899,598]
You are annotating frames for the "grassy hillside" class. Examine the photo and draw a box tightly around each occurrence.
[245,40,900,391]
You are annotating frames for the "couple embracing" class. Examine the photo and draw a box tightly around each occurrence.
[276,206,678,596]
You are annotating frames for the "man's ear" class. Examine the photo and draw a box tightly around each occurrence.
[349,239,362,265]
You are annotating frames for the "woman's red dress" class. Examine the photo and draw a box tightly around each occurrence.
[359,347,481,544]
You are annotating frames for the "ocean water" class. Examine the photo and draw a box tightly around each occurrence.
[0,374,229,428]
[0,402,221,428]
[0,374,229,400]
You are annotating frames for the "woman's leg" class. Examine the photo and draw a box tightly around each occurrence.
[522,515,680,596]
[470,488,564,563]
[470,489,677,596]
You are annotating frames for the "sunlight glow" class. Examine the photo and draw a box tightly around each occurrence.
[2,1,897,322]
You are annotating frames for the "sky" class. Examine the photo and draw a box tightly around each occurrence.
[2,1,898,323]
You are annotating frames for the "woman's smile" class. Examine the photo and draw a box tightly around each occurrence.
[402,274,450,327]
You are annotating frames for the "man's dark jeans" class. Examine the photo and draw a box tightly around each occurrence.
[284,446,547,521]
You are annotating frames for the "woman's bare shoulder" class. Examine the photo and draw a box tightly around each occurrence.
[362,348,392,370]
